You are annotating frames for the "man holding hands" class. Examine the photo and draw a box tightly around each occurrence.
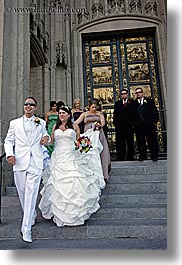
[4,97,49,243]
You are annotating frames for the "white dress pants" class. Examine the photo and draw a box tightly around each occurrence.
[14,156,42,232]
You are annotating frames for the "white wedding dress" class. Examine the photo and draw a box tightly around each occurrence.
[39,128,105,227]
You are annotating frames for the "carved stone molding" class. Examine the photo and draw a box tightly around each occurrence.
[145,1,158,16]
[92,4,104,19]
[37,19,44,39]
[78,10,89,24]
[29,3,37,32]
[30,31,48,66]
[129,0,142,14]
[63,1,71,21]
[56,41,68,68]
[108,0,126,14]
[29,4,48,54]
[43,31,49,51]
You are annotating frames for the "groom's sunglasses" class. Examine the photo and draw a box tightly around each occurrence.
[24,102,36,107]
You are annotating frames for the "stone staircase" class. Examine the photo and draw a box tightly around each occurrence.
[0,160,167,250]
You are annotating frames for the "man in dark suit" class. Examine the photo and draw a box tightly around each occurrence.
[133,87,159,161]
[113,89,134,161]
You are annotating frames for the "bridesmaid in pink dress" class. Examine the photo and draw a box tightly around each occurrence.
[74,100,111,182]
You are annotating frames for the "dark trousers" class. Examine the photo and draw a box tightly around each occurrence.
[115,127,134,161]
[135,123,158,160]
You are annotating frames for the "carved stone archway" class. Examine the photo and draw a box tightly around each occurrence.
[30,31,48,67]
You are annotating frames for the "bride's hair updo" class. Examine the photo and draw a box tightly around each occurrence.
[59,105,71,114]
[55,105,74,130]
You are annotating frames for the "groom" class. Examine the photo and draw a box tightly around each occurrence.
[4,97,49,243]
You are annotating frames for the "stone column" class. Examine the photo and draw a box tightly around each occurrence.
[1,0,30,187]
[43,63,50,114]
[50,12,56,100]
[2,0,30,125]
[72,30,84,104]
[65,11,72,106]
[16,0,30,116]
[71,0,88,105]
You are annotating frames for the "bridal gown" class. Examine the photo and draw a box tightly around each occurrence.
[39,128,105,227]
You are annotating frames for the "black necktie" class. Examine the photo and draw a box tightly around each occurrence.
[124,100,126,107]
[138,102,144,122]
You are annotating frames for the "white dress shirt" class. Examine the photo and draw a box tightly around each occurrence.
[24,116,36,143]
[138,98,144,105]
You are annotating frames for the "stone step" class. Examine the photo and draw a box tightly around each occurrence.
[2,191,167,208]
[111,160,167,167]
[91,205,167,220]
[110,165,167,175]
[5,173,167,195]
[5,180,167,198]
[102,182,167,194]
[100,193,167,205]
[1,195,20,206]
[4,160,167,196]
[0,160,167,250]
[108,173,167,183]
[1,204,167,221]
[87,218,167,226]
[0,238,167,250]
[0,219,167,240]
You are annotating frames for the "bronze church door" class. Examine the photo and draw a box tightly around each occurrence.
[82,31,167,160]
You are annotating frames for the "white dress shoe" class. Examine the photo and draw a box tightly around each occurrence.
[22,230,32,243]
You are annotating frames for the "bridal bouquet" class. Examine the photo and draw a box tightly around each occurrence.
[74,136,92,153]
[92,121,102,131]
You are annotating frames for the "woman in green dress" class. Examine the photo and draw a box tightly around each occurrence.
[45,101,58,156]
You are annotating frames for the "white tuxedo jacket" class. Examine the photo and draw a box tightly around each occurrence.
[4,116,50,171]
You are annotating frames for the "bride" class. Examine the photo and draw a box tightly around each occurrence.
[38,105,105,227]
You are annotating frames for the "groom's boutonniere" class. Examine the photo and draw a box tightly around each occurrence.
[34,117,41,126]
[143,99,147,104]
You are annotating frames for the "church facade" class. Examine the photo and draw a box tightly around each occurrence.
[0,0,167,186]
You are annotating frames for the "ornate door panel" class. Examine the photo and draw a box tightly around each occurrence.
[82,31,167,160]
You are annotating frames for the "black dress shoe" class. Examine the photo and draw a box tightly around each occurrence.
[104,178,108,184]
[153,158,158,162]
[139,158,144,161]
[108,164,111,173]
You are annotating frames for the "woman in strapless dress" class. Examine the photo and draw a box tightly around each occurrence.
[71,98,84,133]
[45,101,58,156]
[74,100,111,182]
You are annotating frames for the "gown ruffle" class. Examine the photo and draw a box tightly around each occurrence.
[39,128,105,227]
